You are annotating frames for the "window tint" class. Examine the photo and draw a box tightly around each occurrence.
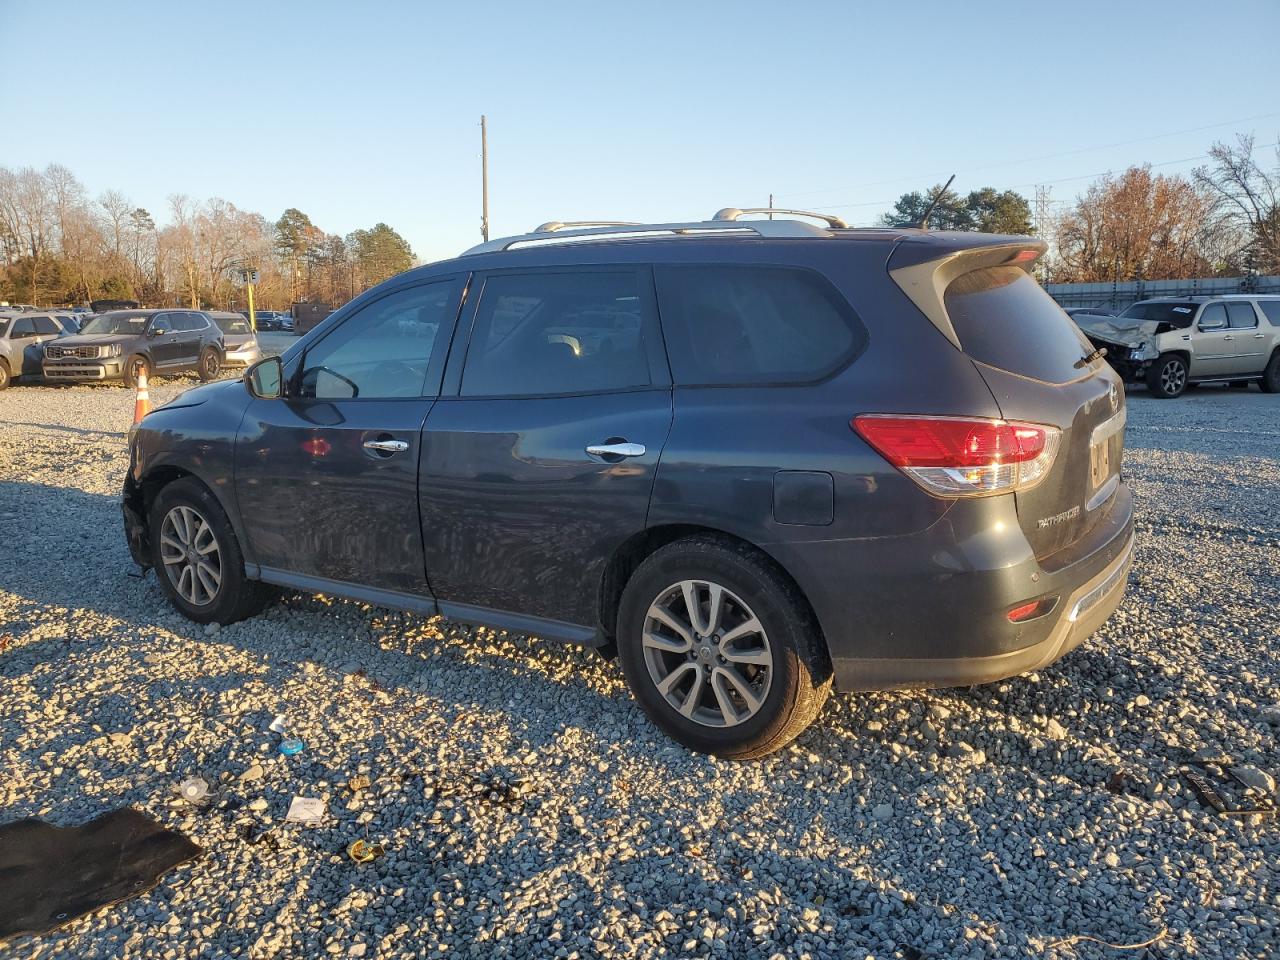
[33,316,61,334]
[298,280,458,399]
[150,314,172,333]
[944,266,1092,384]
[1198,303,1228,328]
[11,317,36,337]
[655,265,862,386]
[462,272,650,397]
[1118,301,1197,328]
[1226,302,1258,329]
[1259,301,1280,326]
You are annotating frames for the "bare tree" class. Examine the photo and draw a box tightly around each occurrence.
[1194,134,1280,274]
[1056,166,1220,282]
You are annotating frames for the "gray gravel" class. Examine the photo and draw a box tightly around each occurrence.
[1,378,1278,959]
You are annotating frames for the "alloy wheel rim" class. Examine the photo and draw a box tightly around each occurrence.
[159,505,222,606]
[642,579,773,728]
[1161,361,1186,393]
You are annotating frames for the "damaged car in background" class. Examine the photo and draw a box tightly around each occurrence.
[1073,295,1280,398]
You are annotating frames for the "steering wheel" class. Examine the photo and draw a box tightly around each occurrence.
[307,365,360,398]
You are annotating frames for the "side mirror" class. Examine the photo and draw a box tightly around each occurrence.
[245,356,283,399]
[1199,316,1227,332]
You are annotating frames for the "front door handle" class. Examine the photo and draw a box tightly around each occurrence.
[1255,333,1266,338]
[586,441,646,458]
[1223,335,1234,341]
[364,439,409,454]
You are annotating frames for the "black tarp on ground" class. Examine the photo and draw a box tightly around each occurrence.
[0,808,201,942]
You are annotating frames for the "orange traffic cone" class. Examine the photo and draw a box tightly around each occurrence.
[133,366,151,423]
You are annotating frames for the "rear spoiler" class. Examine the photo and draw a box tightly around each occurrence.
[888,237,1047,349]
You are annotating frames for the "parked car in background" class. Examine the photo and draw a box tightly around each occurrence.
[209,311,262,369]
[1076,295,1280,397]
[43,309,225,387]
[124,212,1134,757]
[244,310,288,331]
[0,312,70,388]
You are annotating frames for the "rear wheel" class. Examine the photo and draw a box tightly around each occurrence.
[1146,354,1188,399]
[1262,351,1280,394]
[124,354,151,389]
[197,346,221,382]
[617,537,831,758]
[149,477,274,624]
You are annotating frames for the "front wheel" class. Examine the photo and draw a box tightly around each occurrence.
[0,359,9,390]
[124,354,151,389]
[149,477,274,624]
[617,537,831,758]
[1146,354,1188,399]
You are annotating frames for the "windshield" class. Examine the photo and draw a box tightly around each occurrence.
[217,317,252,334]
[78,312,150,335]
[1118,301,1198,327]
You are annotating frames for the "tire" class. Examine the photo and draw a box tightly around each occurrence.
[197,346,221,382]
[148,477,274,625]
[1262,351,1280,394]
[1145,354,1188,399]
[617,536,832,759]
[0,359,9,390]
[124,354,151,389]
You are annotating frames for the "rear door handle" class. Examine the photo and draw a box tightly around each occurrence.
[1222,335,1234,341]
[363,439,409,454]
[586,441,646,458]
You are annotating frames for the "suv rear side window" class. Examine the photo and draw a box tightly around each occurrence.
[655,265,863,386]
[462,271,650,397]
[944,266,1091,384]
[1226,302,1258,329]
[1260,301,1280,326]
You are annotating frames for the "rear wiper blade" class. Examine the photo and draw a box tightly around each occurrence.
[1075,346,1107,369]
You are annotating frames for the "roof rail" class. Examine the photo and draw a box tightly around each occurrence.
[461,216,834,256]
[713,207,849,229]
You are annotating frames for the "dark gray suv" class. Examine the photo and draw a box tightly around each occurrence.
[44,309,224,386]
[122,212,1134,757]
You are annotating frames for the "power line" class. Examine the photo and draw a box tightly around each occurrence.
[777,112,1278,202]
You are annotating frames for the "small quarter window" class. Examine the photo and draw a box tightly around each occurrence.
[655,265,863,386]
[462,272,651,397]
[1259,301,1280,326]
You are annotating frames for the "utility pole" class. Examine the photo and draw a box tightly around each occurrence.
[480,115,490,242]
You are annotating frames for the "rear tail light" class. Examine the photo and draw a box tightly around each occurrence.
[852,415,1060,497]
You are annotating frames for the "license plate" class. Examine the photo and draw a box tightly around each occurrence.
[1088,408,1126,490]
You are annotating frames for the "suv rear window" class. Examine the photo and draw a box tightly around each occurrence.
[944,266,1091,384]
[655,265,863,386]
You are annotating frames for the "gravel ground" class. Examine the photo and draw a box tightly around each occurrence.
[1,377,1278,959]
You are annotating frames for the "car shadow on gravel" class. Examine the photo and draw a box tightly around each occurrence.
[3,421,129,439]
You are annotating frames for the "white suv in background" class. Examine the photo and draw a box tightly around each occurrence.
[1076,295,1280,398]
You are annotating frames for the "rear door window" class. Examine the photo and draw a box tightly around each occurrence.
[943,266,1092,384]
[461,271,652,397]
[1258,301,1280,326]
[1226,302,1258,329]
[654,265,864,386]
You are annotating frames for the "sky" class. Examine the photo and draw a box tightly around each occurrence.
[2,0,1278,264]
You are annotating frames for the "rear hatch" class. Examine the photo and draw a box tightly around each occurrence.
[889,236,1125,559]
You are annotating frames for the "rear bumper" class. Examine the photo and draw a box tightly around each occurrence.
[765,481,1135,690]
[832,527,1133,690]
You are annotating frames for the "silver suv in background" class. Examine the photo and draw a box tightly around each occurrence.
[0,312,72,388]
[1077,295,1280,398]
